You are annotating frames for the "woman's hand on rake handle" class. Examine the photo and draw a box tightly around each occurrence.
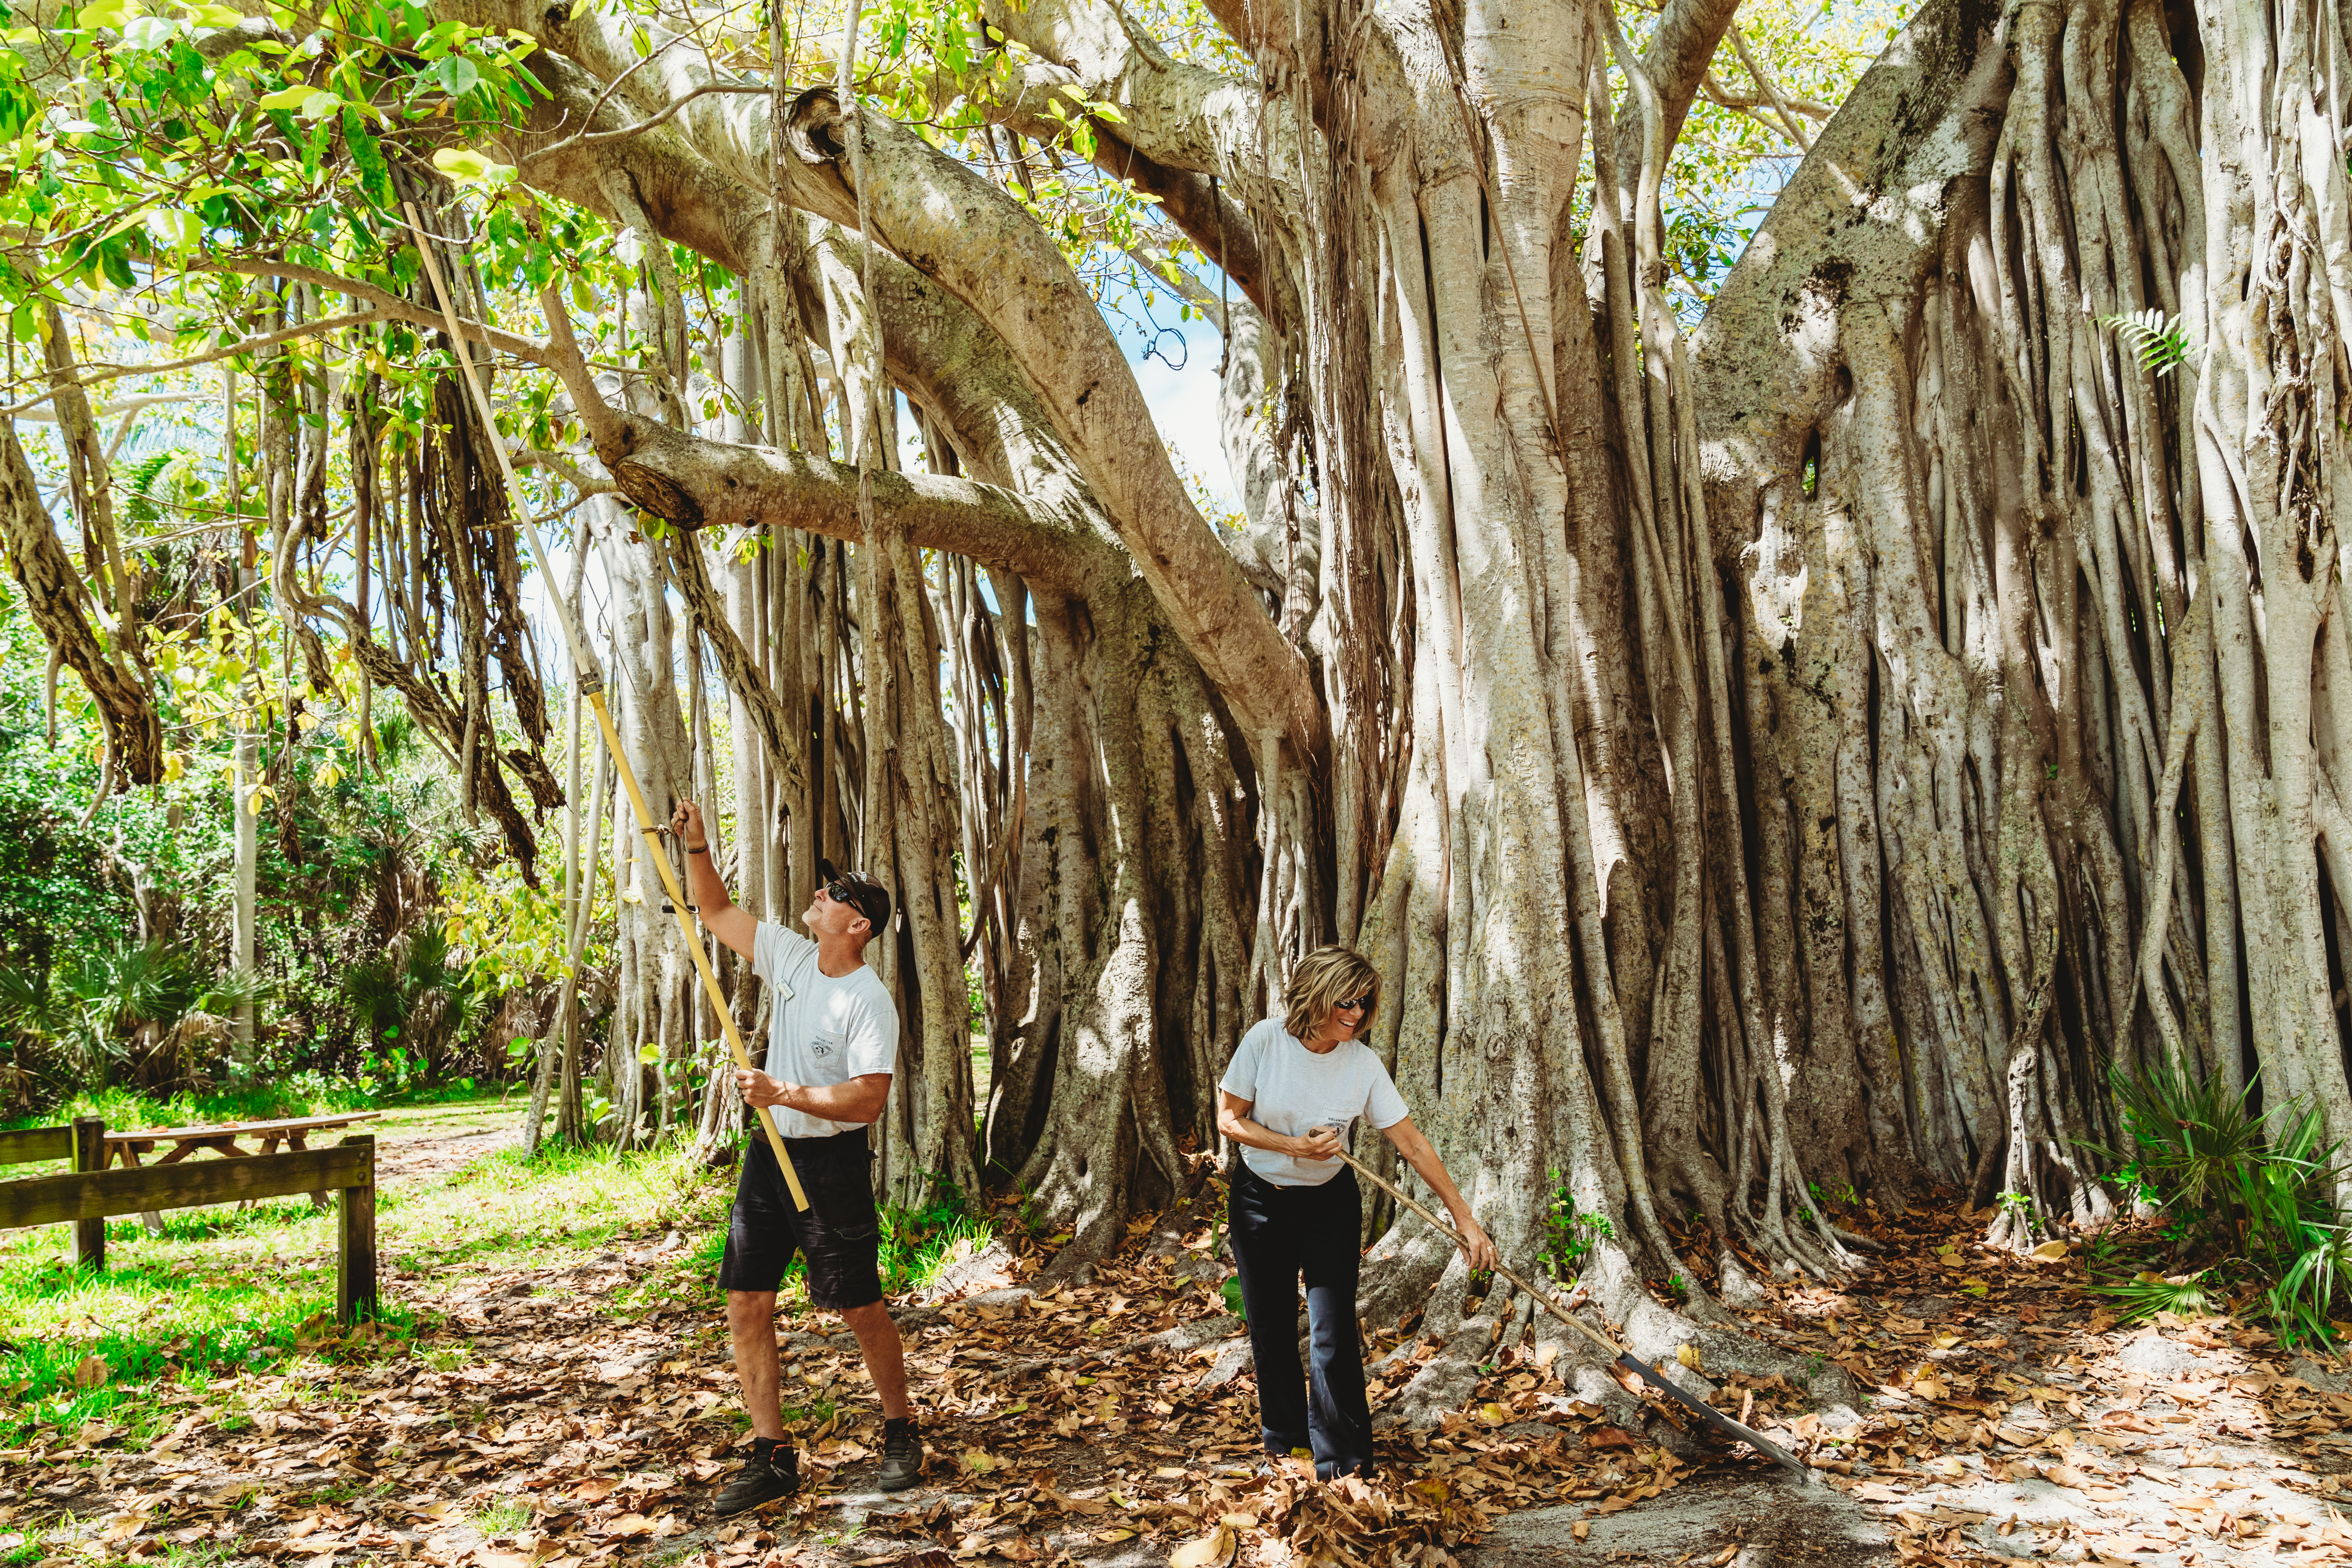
[1371,1116,1501,1272]
[1450,1212,1500,1272]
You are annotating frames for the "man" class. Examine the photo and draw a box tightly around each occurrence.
[670,799,922,1514]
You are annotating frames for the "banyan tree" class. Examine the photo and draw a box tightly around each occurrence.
[3,0,2347,1365]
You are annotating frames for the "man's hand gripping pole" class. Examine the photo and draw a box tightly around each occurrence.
[401,205,808,1211]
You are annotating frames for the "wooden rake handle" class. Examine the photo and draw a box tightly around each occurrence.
[1327,1146,1623,1363]
[399,204,808,1211]
[1327,1145,1813,1479]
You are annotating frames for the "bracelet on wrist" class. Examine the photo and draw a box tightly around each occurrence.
[687,843,710,855]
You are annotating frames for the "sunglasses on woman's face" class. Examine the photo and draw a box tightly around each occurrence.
[1335,994,1371,1013]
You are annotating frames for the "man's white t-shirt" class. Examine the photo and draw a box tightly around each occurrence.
[750,922,899,1138]
[1218,1016,1410,1186]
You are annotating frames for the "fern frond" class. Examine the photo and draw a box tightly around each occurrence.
[2100,309,2196,377]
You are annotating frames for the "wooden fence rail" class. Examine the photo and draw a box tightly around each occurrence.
[0,1122,378,1323]
[0,1125,72,1167]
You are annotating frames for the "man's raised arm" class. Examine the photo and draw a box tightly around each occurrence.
[671,799,759,961]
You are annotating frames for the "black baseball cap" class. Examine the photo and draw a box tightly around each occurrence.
[817,858,892,939]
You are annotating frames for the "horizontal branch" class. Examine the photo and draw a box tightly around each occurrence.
[1700,72,1833,121]
[521,79,775,163]
[601,410,1110,599]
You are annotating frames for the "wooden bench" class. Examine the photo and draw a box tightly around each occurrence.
[0,1116,378,1323]
[100,1111,381,1231]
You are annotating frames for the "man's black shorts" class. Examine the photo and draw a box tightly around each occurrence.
[716,1128,884,1310]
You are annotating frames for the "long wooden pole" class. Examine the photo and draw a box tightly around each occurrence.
[1328,1146,1809,1478]
[401,207,808,1210]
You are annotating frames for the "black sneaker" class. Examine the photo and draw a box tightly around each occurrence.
[877,1416,922,1492]
[713,1440,800,1515]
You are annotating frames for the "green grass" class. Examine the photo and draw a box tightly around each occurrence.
[149,1544,238,1567]
[474,1499,534,1536]
[0,1249,420,1446]
[1,1104,1005,1450]
[0,1514,72,1564]
[396,1136,723,1276]
[0,1100,719,1447]
[880,1200,993,1294]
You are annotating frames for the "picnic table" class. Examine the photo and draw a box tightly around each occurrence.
[103,1112,381,1232]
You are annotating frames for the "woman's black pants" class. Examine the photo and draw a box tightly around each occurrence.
[1227,1162,1375,1479]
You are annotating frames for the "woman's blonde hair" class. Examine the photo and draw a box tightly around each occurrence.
[1282,946,1383,1042]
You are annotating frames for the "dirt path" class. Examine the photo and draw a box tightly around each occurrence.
[368,1097,529,1184]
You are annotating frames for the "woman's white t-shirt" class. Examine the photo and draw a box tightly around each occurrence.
[1219,1017,1410,1186]
[751,922,898,1138]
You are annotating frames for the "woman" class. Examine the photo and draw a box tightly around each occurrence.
[1216,946,1497,1481]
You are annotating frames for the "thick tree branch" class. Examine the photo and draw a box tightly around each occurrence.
[520,80,772,163]
[783,86,1319,754]
[471,31,1319,752]
[1613,0,1746,191]
[599,411,1110,599]
[521,238,1120,599]
[988,69,1269,312]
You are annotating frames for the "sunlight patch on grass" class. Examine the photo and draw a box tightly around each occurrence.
[389,1137,730,1280]
[882,1207,994,1296]
[0,1514,71,1565]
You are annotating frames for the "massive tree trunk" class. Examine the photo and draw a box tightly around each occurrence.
[1697,0,2352,1242]
[447,0,1957,1330]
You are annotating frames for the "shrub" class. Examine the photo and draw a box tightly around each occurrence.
[2086,1065,2349,1344]
[1541,1167,1616,1286]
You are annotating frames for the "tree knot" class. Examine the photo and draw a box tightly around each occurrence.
[787,88,850,165]
[612,458,706,530]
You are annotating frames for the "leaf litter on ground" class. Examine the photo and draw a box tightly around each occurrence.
[9,1167,2352,1568]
